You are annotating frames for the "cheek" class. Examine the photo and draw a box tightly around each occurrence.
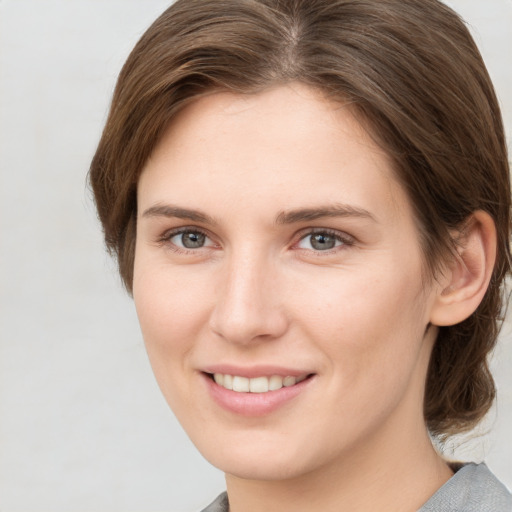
[291,262,429,386]
[293,261,426,336]
[132,261,214,386]
[134,258,211,333]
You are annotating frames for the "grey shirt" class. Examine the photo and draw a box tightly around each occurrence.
[201,463,512,511]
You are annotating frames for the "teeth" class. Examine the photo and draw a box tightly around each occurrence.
[223,374,233,390]
[232,376,250,392]
[212,373,307,393]
[283,376,296,387]
[249,376,269,393]
[269,375,284,391]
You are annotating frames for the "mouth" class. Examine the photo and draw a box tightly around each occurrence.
[202,369,316,416]
[206,372,313,393]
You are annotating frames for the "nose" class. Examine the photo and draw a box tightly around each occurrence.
[209,251,289,345]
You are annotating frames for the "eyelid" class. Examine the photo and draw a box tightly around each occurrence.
[157,226,218,252]
[292,227,355,251]
[154,225,355,254]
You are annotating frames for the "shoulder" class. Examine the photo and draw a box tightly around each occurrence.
[200,465,512,512]
[200,492,229,512]
[419,462,512,512]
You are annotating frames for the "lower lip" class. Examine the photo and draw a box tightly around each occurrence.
[202,373,314,417]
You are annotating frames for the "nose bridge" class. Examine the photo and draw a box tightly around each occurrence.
[209,246,287,344]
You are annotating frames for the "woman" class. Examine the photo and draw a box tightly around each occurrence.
[89,0,512,510]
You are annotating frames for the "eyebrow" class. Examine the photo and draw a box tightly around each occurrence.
[141,203,376,226]
[141,204,217,225]
[275,204,376,225]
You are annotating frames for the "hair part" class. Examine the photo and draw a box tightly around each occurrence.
[89,0,511,439]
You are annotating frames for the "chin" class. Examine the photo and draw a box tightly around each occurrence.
[192,433,325,482]
[211,453,311,482]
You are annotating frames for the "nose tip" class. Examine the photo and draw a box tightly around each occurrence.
[208,260,289,345]
[210,302,288,345]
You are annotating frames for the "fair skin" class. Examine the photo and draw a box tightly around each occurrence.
[133,84,495,512]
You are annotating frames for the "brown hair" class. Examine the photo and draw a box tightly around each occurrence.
[89,0,511,438]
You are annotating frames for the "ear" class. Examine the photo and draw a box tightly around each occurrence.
[429,211,497,327]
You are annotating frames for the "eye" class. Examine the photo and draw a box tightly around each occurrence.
[164,229,215,250]
[296,230,350,251]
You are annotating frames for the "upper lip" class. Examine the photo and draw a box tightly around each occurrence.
[201,364,314,379]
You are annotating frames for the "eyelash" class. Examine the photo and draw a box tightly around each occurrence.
[293,228,355,255]
[157,227,216,255]
[156,227,355,255]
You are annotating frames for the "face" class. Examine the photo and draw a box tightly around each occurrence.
[134,84,441,482]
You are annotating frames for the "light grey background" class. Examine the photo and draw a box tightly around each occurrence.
[0,1,511,511]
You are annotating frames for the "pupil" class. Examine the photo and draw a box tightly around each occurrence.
[311,233,335,250]
[182,232,205,248]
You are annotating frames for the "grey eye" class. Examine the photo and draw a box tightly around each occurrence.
[182,232,205,248]
[172,231,207,249]
[298,233,342,251]
[310,233,336,250]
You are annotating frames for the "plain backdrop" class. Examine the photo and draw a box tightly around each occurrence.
[0,1,511,511]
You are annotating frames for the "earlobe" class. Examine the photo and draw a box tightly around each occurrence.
[429,211,497,327]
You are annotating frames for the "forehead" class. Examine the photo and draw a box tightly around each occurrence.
[139,83,409,224]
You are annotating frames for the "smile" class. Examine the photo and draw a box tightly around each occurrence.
[203,370,315,416]
[212,373,308,393]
